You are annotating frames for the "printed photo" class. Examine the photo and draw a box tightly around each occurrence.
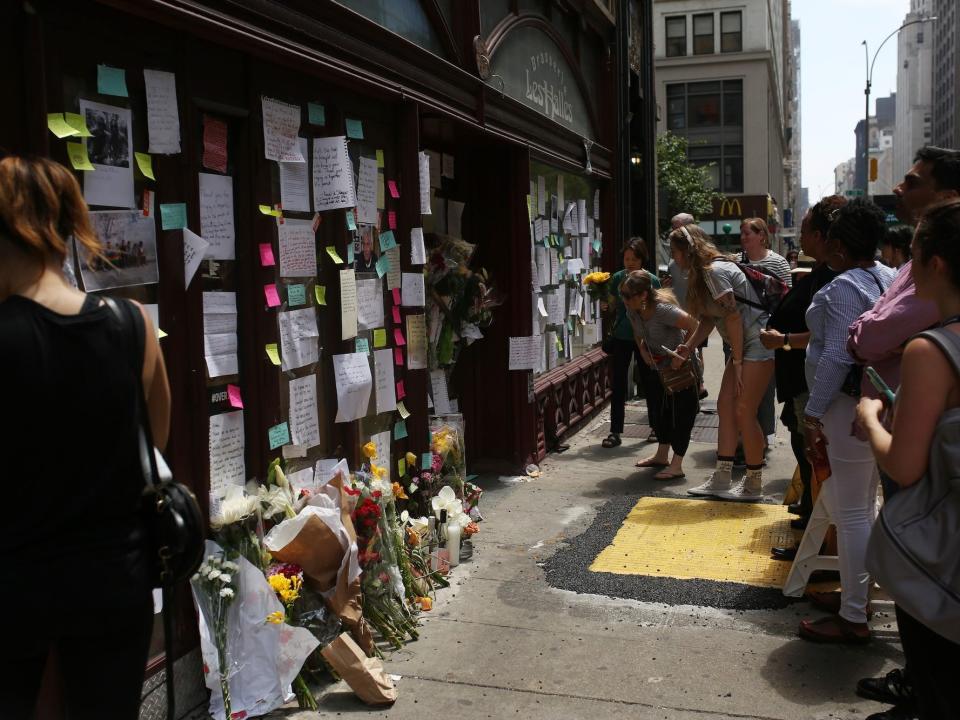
[354,225,379,273]
[78,210,159,291]
[84,107,130,168]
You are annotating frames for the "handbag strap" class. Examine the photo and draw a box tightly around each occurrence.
[916,326,960,380]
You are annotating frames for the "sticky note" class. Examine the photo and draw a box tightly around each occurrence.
[64,112,92,137]
[326,245,344,264]
[397,401,410,419]
[268,422,291,450]
[388,211,397,230]
[422,452,432,470]
[259,204,281,217]
[592,238,601,253]
[259,243,276,266]
[287,283,306,306]
[396,380,406,399]
[393,420,408,440]
[157,328,168,339]
[47,113,78,138]
[66,141,94,171]
[347,243,355,264]
[345,118,364,140]
[394,346,404,366]
[308,102,326,125]
[356,337,370,354]
[227,384,244,409]
[398,458,406,477]
[392,306,401,324]
[394,328,406,346]
[375,254,390,278]
[346,210,357,231]
[159,203,187,230]
[392,287,401,305]
[373,328,387,348]
[135,152,155,180]
[264,283,281,307]
[378,230,397,252]
[376,149,385,168]
[315,285,327,305]
[388,180,400,199]
[265,343,281,365]
[97,64,128,97]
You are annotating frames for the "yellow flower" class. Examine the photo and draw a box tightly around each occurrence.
[371,463,387,480]
[418,596,433,611]
[266,611,284,625]
[392,482,408,500]
[405,451,417,467]
[268,573,291,595]
[432,429,453,455]
[583,271,610,286]
[361,442,377,459]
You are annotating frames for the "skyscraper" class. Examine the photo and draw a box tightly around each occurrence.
[895,0,934,179]
[933,0,960,148]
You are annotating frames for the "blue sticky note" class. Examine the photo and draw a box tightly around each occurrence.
[378,230,397,252]
[97,64,128,97]
[268,422,290,450]
[308,102,326,126]
[355,338,370,354]
[375,254,390,278]
[591,238,601,253]
[347,242,355,264]
[345,118,364,140]
[345,210,357,231]
[421,452,432,470]
[393,420,408,440]
[159,203,187,230]
[287,284,306,306]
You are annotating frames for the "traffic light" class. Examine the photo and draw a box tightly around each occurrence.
[869,157,878,182]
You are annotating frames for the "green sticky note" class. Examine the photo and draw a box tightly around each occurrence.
[592,238,601,253]
[64,112,92,137]
[345,118,364,140]
[393,419,408,440]
[308,102,326,125]
[135,152,155,180]
[259,204,281,217]
[97,64,128,97]
[265,343,280,365]
[65,141,95,171]
[325,245,344,264]
[398,458,406,477]
[373,328,387,348]
[315,285,327,305]
[355,337,370,354]
[159,203,187,230]
[268,422,290,450]
[375,254,390,278]
[421,452,432,470]
[345,210,357,231]
[47,113,78,139]
[347,243,355,264]
[378,230,397,252]
[287,284,306,306]
[376,149,385,168]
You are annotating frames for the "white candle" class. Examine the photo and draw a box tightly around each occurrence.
[445,522,461,567]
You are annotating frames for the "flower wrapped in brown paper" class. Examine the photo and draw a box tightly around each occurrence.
[320,633,398,705]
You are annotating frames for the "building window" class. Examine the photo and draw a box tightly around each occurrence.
[720,11,742,53]
[693,14,714,55]
[666,16,686,57]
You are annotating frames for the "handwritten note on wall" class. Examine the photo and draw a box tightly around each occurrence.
[279,136,311,212]
[406,314,427,370]
[198,173,236,260]
[278,219,317,277]
[339,268,358,340]
[278,306,319,371]
[373,348,397,415]
[209,410,245,498]
[261,96,304,162]
[312,136,356,211]
[143,69,181,154]
[332,352,373,423]
[289,374,321,449]
[356,156,378,225]
[356,277,384,330]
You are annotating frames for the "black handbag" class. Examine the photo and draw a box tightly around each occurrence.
[104,297,205,720]
[601,317,619,355]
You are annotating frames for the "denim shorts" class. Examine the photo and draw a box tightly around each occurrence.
[743,334,775,362]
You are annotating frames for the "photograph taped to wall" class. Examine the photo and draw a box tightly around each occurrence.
[79,210,159,290]
[79,99,135,208]
[355,225,378,272]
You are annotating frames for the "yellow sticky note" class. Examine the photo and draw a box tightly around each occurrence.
[265,343,281,366]
[315,285,327,305]
[376,149,385,168]
[64,112,92,137]
[398,458,406,477]
[47,113,78,139]
[259,204,281,217]
[373,328,387,348]
[325,246,344,264]
[397,400,410,419]
[157,328,168,339]
[66,141,94,171]
[135,152,156,180]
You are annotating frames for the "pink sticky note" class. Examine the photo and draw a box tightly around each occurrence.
[388,180,399,199]
[394,328,406,346]
[388,211,397,230]
[392,305,402,324]
[396,380,406,399]
[264,283,281,307]
[392,287,401,305]
[259,243,276,266]
[394,347,404,366]
[227,384,244,409]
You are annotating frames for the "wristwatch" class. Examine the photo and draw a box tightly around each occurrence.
[782,333,792,351]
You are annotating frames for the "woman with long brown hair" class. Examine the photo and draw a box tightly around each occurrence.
[0,156,170,718]
[669,224,775,501]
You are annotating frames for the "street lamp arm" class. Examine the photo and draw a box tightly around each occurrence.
[868,17,936,83]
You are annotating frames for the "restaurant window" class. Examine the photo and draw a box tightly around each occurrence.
[665,16,686,57]
[720,11,742,53]
[693,14,714,55]
[336,0,448,57]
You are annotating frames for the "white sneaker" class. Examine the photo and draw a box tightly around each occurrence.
[687,470,732,496]
[718,477,763,502]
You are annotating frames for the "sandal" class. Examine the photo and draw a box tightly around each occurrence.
[601,434,621,448]
[856,669,914,705]
[654,470,685,480]
[805,591,874,620]
[798,615,871,645]
[635,458,668,468]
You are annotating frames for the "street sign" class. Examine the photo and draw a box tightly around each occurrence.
[844,189,864,197]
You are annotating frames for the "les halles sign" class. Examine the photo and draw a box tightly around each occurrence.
[525,51,574,125]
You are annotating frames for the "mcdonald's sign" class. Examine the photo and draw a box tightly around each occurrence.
[718,198,742,217]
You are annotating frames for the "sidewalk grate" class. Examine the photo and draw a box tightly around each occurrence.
[607,405,720,443]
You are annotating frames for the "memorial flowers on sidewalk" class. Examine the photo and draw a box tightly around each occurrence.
[265,564,317,711]
[191,552,240,720]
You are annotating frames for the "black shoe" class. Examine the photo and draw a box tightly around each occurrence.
[865,705,917,720]
[771,545,798,561]
[790,516,809,530]
[787,503,804,516]
[857,669,915,706]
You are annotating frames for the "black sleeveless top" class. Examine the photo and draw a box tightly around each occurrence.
[0,294,150,610]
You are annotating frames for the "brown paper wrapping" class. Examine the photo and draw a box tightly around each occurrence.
[321,633,397,705]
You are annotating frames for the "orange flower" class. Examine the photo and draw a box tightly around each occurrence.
[392,482,408,500]
[418,596,433,611]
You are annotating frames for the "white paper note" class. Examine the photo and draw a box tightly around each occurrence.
[285,467,315,494]
[332,352,373,423]
[182,228,209,287]
[430,369,452,414]
[143,69,181,154]
[209,410,245,498]
[418,151,432,215]
[537,176,546,217]
[203,332,238,378]
[279,137,310,212]
[356,156,378,225]
[577,199,588,236]
[373,348,397,415]
[508,336,540,370]
[203,291,237,315]
[410,227,426,265]
[199,173,236,259]
[278,218,316,277]
[289,374,321,449]
[261,96,304,162]
[312,136,356,211]
[401,272,425,307]
[386,246,401,291]
[370,431,391,479]
[406,314,427,370]
[79,99,135,208]
[339,268,358,340]
[278,307,320,371]
[356,277,384,330]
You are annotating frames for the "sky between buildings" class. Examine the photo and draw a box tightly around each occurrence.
[794,0,911,201]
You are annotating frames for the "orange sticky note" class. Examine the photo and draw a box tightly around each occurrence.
[227,384,244,408]
[264,283,281,307]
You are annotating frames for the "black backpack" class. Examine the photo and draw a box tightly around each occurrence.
[725,254,789,313]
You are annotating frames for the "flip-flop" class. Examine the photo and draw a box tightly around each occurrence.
[654,470,686,480]
[635,458,668,468]
[601,434,621,448]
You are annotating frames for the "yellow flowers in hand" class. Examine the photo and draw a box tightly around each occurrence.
[362,441,377,459]
[583,271,611,286]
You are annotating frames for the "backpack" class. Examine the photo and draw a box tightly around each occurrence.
[714,255,789,314]
[865,327,960,644]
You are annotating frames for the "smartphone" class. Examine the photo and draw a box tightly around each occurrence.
[661,344,686,361]
[865,366,896,406]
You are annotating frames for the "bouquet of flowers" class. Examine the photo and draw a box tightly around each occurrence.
[265,563,317,711]
[192,552,240,720]
[582,271,612,302]
[211,486,266,571]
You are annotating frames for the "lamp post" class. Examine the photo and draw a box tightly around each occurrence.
[862,16,936,198]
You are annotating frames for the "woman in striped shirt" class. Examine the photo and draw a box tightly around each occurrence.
[799,200,897,644]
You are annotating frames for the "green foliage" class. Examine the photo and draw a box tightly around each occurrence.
[656,131,724,233]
